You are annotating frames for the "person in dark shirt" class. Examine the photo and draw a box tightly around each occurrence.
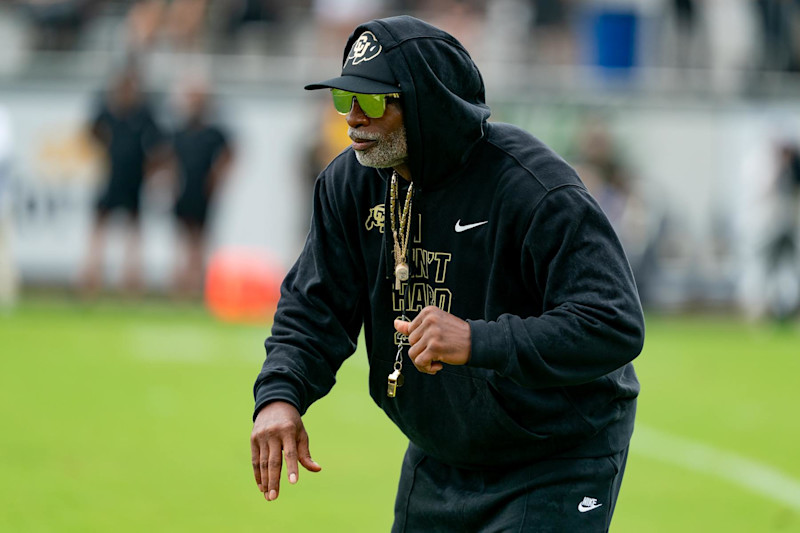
[765,141,800,319]
[80,66,165,296]
[250,17,644,531]
[169,79,232,298]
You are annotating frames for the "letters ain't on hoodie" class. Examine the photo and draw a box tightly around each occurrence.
[253,16,645,468]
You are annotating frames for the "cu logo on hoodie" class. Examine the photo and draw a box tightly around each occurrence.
[365,203,385,233]
[347,31,382,66]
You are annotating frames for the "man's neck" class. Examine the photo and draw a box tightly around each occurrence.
[393,163,412,181]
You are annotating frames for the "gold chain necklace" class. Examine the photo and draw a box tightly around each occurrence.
[389,171,413,291]
[387,170,413,397]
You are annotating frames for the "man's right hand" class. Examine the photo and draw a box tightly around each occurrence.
[250,401,322,501]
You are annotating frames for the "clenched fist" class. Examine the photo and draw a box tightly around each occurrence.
[394,305,471,375]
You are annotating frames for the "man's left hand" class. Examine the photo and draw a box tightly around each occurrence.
[394,306,471,375]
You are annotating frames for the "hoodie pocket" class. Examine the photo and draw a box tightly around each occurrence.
[384,369,556,467]
[487,375,598,438]
[482,382,549,440]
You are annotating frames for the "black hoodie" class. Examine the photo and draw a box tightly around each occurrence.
[253,16,645,469]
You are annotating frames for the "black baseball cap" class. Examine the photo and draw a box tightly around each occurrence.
[304,30,401,94]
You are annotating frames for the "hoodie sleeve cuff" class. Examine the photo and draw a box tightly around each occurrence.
[253,377,304,421]
[466,319,510,373]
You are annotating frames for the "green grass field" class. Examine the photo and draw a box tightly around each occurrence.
[1,299,799,532]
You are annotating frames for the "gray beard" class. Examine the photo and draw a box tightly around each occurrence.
[349,124,408,169]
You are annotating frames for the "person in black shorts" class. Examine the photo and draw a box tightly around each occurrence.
[80,66,165,296]
[169,78,232,298]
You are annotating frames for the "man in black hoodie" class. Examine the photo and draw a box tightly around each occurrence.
[251,16,644,532]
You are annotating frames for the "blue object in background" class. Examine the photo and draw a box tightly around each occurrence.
[584,8,639,70]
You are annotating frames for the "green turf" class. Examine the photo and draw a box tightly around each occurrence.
[1,301,799,532]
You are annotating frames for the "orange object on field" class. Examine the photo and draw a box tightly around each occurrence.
[205,247,285,322]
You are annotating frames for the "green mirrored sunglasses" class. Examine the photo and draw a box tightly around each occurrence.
[331,89,400,118]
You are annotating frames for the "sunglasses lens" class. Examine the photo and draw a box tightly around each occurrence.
[331,89,354,114]
[355,93,385,118]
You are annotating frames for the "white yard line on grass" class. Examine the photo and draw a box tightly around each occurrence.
[633,425,800,510]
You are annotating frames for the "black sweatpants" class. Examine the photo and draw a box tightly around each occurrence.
[392,443,629,533]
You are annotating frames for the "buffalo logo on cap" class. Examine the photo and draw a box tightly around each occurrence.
[346,31,382,66]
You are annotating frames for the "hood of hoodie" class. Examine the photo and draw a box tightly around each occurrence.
[340,16,491,191]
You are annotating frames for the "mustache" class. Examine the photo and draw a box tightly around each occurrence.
[348,128,381,141]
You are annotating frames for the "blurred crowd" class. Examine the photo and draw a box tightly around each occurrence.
[4,0,800,74]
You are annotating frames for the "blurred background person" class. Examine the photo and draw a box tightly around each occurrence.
[168,76,233,299]
[19,0,98,51]
[310,0,389,58]
[570,114,633,226]
[764,139,800,321]
[570,113,658,304]
[672,0,697,64]
[301,99,351,239]
[126,0,210,53]
[407,0,486,54]
[662,0,706,70]
[528,0,576,65]
[0,105,18,309]
[703,0,758,93]
[79,65,166,297]
[218,0,291,55]
[755,0,800,73]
